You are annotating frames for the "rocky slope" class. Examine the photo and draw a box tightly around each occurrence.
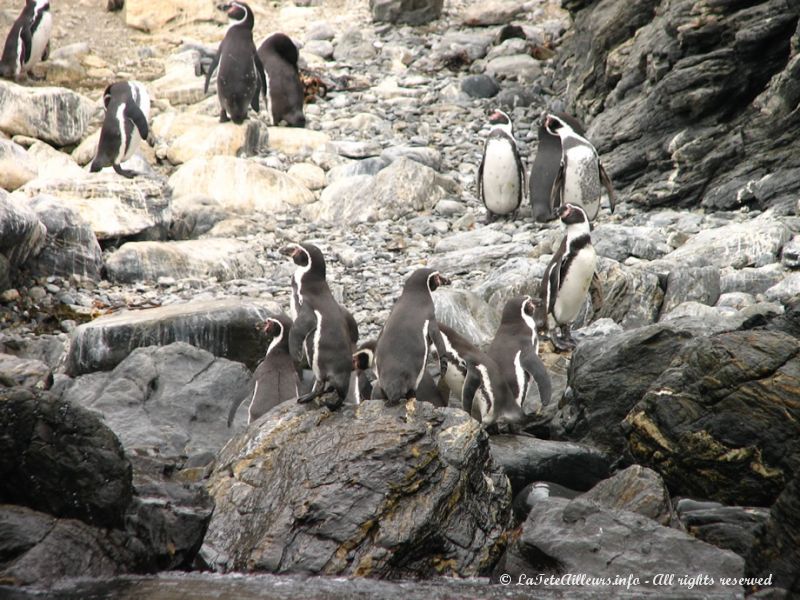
[1,0,799,597]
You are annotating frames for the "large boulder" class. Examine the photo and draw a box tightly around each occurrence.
[676,498,769,559]
[0,139,37,191]
[0,387,133,528]
[64,298,280,376]
[0,81,97,146]
[582,464,674,526]
[201,400,511,577]
[625,330,800,506]
[0,195,46,273]
[370,0,443,25]
[60,342,250,458]
[126,0,218,32]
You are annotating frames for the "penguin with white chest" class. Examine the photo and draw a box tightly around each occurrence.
[372,268,451,405]
[0,0,52,81]
[535,203,597,352]
[257,33,306,127]
[281,243,355,410]
[204,1,267,124]
[90,81,153,178]
[545,113,615,221]
[477,109,525,223]
[487,296,552,412]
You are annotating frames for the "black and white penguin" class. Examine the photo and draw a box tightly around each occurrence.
[90,81,153,178]
[436,323,524,428]
[535,203,597,352]
[227,313,300,426]
[545,113,615,221]
[477,109,525,223]
[204,1,267,124]
[257,33,306,127]
[0,0,52,81]
[372,268,451,405]
[529,112,586,223]
[487,296,552,412]
[281,242,355,409]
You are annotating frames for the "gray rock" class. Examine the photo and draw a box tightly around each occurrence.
[433,288,501,347]
[463,0,527,26]
[675,498,769,558]
[169,194,231,240]
[489,434,610,493]
[472,257,545,307]
[461,74,500,98]
[0,139,37,191]
[333,29,377,62]
[105,239,265,284]
[326,157,389,184]
[434,228,511,253]
[582,465,675,526]
[592,224,671,262]
[660,265,720,316]
[332,140,382,159]
[61,343,251,457]
[720,263,786,296]
[661,301,737,328]
[0,194,46,271]
[0,81,97,146]
[428,242,529,274]
[484,54,541,81]
[25,195,103,280]
[781,234,800,268]
[716,292,756,311]
[201,400,511,577]
[765,273,800,304]
[303,39,334,60]
[64,298,280,376]
[370,0,443,25]
[0,353,52,390]
[380,145,442,171]
[593,258,664,330]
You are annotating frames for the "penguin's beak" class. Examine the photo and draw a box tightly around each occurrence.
[280,245,298,258]
[216,2,230,11]
[435,273,451,287]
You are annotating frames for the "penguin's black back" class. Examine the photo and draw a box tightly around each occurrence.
[257,33,306,127]
[217,25,259,124]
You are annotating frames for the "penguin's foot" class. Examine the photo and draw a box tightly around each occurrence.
[484,211,497,224]
[219,110,230,123]
[112,164,137,179]
[551,327,577,352]
[322,393,344,411]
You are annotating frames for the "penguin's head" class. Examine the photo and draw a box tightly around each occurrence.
[352,346,375,371]
[558,203,589,226]
[263,317,284,339]
[544,113,568,137]
[281,242,326,279]
[428,271,450,292]
[220,1,254,28]
[488,109,513,135]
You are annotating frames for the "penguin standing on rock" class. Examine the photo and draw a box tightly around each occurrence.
[257,33,306,127]
[204,1,267,124]
[90,81,154,178]
[0,0,52,81]
[488,296,552,412]
[372,268,451,405]
[535,203,597,352]
[477,109,525,223]
[545,112,615,221]
[281,243,355,410]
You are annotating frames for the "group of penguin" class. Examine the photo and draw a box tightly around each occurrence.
[232,198,596,432]
[1,1,305,177]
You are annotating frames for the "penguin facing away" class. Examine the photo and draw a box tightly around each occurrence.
[257,33,306,127]
[529,111,586,223]
[90,81,154,178]
[204,1,267,124]
[535,203,597,352]
[281,242,355,409]
[0,0,52,81]
[545,113,615,221]
[372,268,451,405]
[477,109,525,223]
[487,296,552,412]
[227,313,300,426]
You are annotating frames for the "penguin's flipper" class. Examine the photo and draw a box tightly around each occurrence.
[461,363,482,419]
[125,103,149,140]
[341,307,359,347]
[549,161,565,216]
[427,320,451,378]
[513,146,526,203]
[204,50,220,94]
[520,350,552,409]
[20,24,33,66]
[599,163,615,213]
[42,40,50,62]
[288,307,316,365]
[546,258,562,315]
[253,52,268,113]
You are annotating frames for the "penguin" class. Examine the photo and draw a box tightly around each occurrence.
[0,0,52,81]
[281,242,355,409]
[435,323,524,428]
[90,81,153,178]
[545,112,616,221]
[487,296,552,412]
[204,1,268,124]
[477,109,525,223]
[529,112,586,223]
[257,33,306,127]
[535,203,597,352]
[372,268,451,405]
[227,313,300,426]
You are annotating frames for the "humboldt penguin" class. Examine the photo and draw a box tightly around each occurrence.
[372,268,451,405]
[90,81,153,178]
[477,109,524,223]
[281,242,355,409]
[0,0,52,81]
[204,1,267,124]
[488,296,552,411]
[545,112,615,221]
[535,203,597,352]
[256,32,306,127]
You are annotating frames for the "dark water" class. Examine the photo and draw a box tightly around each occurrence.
[0,572,734,600]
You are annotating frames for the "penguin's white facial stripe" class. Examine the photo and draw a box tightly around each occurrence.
[114,103,128,161]
[292,246,312,306]
[265,319,283,356]
[227,1,249,26]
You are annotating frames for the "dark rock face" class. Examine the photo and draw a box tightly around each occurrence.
[370,0,443,25]
[0,195,46,278]
[582,464,675,526]
[64,298,280,376]
[625,330,800,506]
[551,324,693,457]
[489,434,610,493]
[0,387,133,529]
[0,354,52,390]
[494,496,745,597]
[60,342,250,458]
[676,498,769,559]
[202,400,511,578]
[660,266,721,317]
[461,74,500,98]
[558,0,800,211]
